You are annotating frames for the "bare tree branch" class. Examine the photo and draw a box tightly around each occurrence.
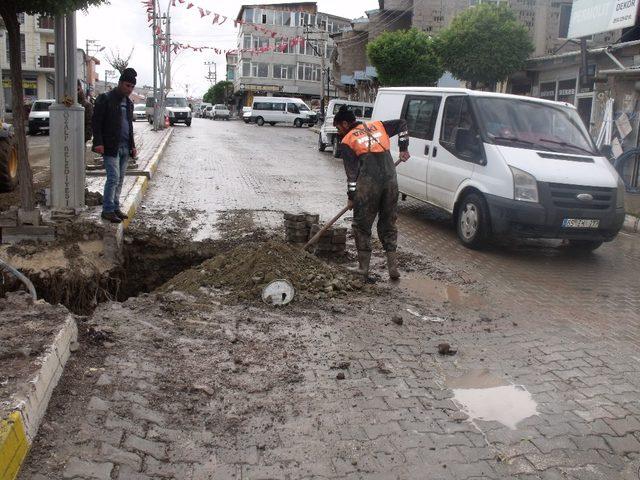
[106,47,135,74]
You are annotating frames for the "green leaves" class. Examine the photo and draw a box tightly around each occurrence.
[367,28,443,87]
[436,4,533,88]
[10,0,108,16]
[203,81,233,105]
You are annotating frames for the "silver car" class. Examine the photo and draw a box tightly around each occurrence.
[213,104,230,120]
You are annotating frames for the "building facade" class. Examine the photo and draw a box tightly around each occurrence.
[1,13,55,111]
[232,2,350,108]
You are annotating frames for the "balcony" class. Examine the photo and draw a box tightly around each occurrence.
[38,16,54,30]
[39,55,55,69]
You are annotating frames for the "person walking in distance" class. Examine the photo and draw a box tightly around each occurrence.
[334,106,410,280]
[92,68,138,223]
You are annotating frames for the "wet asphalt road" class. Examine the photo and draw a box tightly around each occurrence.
[140,118,640,341]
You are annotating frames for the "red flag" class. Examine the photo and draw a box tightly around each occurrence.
[198,7,205,17]
[218,16,227,25]
[212,14,219,24]
[171,0,176,5]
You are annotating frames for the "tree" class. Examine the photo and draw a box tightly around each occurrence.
[0,0,106,211]
[367,28,443,87]
[106,47,135,74]
[203,81,233,104]
[436,4,533,89]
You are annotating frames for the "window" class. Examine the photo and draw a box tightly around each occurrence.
[243,8,254,23]
[403,96,441,141]
[287,103,300,114]
[6,34,26,64]
[275,38,290,54]
[250,62,269,77]
[297,62,320,81]
[284,12,292,26]
[253,37,269,50]
[243,34,252,49]
[559,4,572,39]
[242,60,251,77]
[273,64,296,79]
[275,11,284,26]
[364,107,373,119]
[440,96,480,158]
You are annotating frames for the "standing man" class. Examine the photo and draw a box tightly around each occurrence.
[92,68,138,223]
[334,107,410,280]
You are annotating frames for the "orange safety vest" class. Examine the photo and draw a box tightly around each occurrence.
[341,121,391,156]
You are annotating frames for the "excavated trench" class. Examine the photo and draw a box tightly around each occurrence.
[0,228,272,315]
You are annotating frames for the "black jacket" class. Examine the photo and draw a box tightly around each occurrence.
[92,89,135,157]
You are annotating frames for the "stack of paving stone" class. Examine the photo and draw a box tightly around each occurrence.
[283,212,319,245]
[309,225,347,256]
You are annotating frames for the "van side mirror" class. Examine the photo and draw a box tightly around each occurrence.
[454,128,483,162]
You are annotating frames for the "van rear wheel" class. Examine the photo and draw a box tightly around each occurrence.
[256,117,265,126]
[456,192,490,249]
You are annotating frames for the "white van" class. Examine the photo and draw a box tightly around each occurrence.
[28,99,55,135]
[373,87,625,250]
[249,97,316,127]
[145,93,192,126]
[319,99,373,157]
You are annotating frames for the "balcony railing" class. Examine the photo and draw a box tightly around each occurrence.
[38,16,55,30]
[39,55,55,69]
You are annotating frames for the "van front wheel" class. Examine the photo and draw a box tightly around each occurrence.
[294,118,303,128]
[256,117,265,126]
[456,193,490,249]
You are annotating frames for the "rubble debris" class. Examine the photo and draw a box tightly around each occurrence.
[376,360,393,374]
[308,224,347,257]
[438,342,457,356]
[85,188,104,207]
[284,212,347,258]
[159,240,362,303]
[391,314,404,325]
[336,372,346,380]
[284,212,318,245]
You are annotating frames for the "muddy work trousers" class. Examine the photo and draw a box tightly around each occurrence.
[352,152,399,253]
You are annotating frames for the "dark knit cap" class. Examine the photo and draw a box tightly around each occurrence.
[334,105,356,125]
[119,68,137,85]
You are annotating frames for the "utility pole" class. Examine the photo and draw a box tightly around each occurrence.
[166,0,171,92]
[152,0,159,130]
[305,24,327,113]
[104,69,114,93]
[0,28,5,123]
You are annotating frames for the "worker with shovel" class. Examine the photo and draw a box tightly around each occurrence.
[334,106,410,280]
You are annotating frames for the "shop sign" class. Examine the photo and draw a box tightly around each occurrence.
[568,0,640,39]
[539,82,557,100]
[557,79,577,104]
[2,79,37,89]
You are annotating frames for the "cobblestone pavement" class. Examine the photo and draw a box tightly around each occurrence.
[20,119,640,479]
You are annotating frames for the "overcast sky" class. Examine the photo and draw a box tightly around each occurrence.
[77,0,379,98]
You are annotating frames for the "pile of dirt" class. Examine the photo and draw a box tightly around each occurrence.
[159,240,363,302]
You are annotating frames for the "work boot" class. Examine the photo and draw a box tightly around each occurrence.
[101,212,122,223]
[115,209,129,220]
[386,251,400,280]
[349,251,371,278]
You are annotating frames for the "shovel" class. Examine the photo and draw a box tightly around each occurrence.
[303,158,404,251]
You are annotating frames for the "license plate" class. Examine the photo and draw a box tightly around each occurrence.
[562,218,600,228]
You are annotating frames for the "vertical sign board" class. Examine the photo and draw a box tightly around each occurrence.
[568,0,640,39]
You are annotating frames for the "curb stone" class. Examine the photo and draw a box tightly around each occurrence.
[0,315,78,480]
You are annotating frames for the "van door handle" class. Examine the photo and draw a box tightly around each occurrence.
[432,146,438,158]
[424,145,429,156]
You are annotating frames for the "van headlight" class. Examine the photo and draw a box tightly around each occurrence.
[616,175,625,209]
[510,166,539,203]
[168,111,174,117]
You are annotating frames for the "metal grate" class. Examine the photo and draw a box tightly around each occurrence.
[547,183,614,210]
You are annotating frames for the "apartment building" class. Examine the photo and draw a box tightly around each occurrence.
[232,2,350,107]
[0,13,55,110]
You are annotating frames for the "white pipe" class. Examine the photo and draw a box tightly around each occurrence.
[0,258,37,301]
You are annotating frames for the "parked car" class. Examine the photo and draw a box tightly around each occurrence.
[212,104,230,120]
[203,105,214,119]
[319,99,373,158]
[28,99,55,135]
[145,93,192,126]
[373,87,625,250]
[133,104,146,121]
[165,93,192,126]
[196,103,210,118]
[242,106,252,124]
[248,97,316,127]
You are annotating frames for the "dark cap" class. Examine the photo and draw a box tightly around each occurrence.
[333,105,356,125]
[119,68,137,85]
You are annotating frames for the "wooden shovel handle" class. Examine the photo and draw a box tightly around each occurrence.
[303,158,405,250]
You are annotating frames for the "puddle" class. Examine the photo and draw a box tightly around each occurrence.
[448,369,538,430]
[400,274,484,307]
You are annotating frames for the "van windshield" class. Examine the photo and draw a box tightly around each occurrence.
[166,97,187,108]
[298,103,310,111]
[32,101,52,112]
[474,97,596,155]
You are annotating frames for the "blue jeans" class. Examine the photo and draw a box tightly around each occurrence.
[102,145,130,213]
